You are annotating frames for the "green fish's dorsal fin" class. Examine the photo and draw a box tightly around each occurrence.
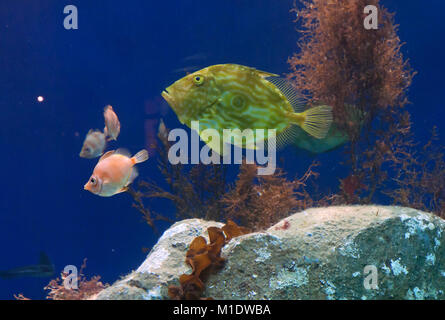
[266,77,306,113]
[224,64,278,78]
[262,124,302,151]
[253,68,279,78]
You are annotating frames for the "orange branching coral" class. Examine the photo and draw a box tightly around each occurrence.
[44,259,108,300]
[168,220,250,300]
[221,161,319,231]
[289,0,415,141]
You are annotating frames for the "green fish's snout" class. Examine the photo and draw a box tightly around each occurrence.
[161,87,175,108]
[162,83,192,124]
[162,86,183,114]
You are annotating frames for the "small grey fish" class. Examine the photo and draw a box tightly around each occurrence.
[79,129,106,158]
[103,105,120,141]
[0,252,54,279]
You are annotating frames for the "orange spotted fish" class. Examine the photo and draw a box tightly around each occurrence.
[84,149,148,197]
[103,105,120,141]
[161,64,333,153]
[79,129,106,159]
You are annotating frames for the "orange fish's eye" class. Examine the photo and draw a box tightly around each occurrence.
[90,177,97,185]
[193,74,204,86]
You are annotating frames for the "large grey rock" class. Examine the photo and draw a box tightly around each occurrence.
[95,206,445,300]
[94,219,223,300]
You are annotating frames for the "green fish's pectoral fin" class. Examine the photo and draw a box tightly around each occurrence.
[266,77,306,113]
[290,105,333,140]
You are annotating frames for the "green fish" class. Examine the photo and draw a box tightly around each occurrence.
[161,64,333,154]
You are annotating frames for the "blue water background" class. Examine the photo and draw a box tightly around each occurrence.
[0,0,443,299]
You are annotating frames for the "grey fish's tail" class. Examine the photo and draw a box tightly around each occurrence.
[0,271,14,279]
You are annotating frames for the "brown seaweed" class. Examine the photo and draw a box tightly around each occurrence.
[168,220,250,300]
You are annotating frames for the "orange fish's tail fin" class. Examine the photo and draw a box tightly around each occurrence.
[131,149,149,165]
[292,105,333,139]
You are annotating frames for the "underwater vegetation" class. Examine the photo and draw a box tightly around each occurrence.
[129,121,320,231]
[285,0,445,216]
[221,161,319,231]
[15,259,108,300]
[288,0,415,141]
[384,124,445,217]
[128,121,229,227]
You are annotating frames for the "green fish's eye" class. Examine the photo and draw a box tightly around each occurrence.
[193,75,204,86]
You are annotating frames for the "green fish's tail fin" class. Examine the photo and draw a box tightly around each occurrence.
[291,105,333,139]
